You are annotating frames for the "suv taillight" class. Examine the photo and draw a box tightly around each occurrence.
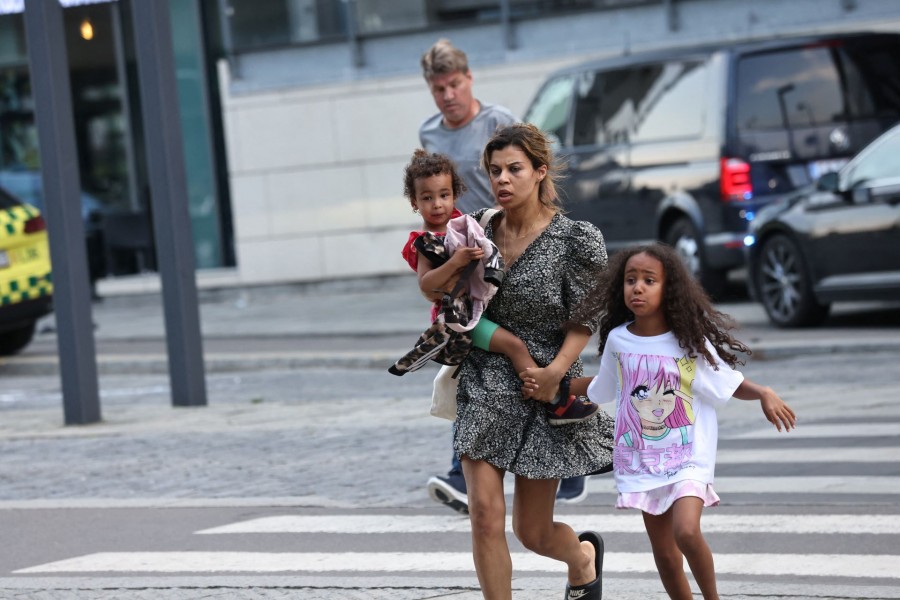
[720,157,752,202]
[23,215,47,234]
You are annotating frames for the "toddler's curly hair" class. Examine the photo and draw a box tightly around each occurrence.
[403,149,467,211]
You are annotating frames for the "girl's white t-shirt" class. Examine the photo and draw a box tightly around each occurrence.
[587,324,744,493]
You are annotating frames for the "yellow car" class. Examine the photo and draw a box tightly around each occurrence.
[0,187,53,355]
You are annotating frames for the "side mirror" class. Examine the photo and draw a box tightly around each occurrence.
[816,171,840,192]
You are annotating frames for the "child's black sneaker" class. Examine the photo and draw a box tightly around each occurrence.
[547,395,599,425]
[545,375,599,426]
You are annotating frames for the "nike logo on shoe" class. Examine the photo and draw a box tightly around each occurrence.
[567,589,590,599]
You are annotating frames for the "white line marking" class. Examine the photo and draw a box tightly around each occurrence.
[716,446,900,463]
[14,552,898,579]
[730,424,899,439]
[583,476,900,495]
[196,514,900,536]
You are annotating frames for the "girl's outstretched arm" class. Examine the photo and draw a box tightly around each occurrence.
[734,378,797,432]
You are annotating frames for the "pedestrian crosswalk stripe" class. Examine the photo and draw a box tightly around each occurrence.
[14,551,898,579]
[731,423,898,439]
[196,513,900,536]
[584,476,900,495]
[715,446,900,463]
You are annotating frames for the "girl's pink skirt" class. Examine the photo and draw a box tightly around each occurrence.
[616,479,720,515]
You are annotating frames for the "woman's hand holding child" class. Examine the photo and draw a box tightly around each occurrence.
[519,366,565,403]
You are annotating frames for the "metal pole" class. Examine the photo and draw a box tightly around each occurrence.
[215,0,241,79]
[500,0,514,50]
[23,0,101,425]
[345,0,363,68]
[130,0,208,407]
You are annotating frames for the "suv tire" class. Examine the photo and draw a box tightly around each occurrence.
[665,217,726,298]
[754,234,830,327]
[0,321,36,356]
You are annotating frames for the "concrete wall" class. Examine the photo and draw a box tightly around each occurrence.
[214,0,900,287]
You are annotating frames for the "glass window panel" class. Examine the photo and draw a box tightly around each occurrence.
[736,47,843,131]
[228,0,291,49]
[227,0,346,49]
[838,37,900,119]
[631,60,705,142]
[844,128,900,188]
[356,0,425,34]
[524,74,575,146]
[572,67,636,147]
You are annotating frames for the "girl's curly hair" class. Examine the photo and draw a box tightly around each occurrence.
[403,149,467,210]
[575,242,750,369]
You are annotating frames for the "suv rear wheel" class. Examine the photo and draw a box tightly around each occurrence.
[0,321,36,356]
[754,234,830,327]
[664,217,726,298]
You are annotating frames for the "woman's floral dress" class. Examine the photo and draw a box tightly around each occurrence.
[455,209,615,478]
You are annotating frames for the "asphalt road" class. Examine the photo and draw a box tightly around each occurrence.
[0,274,898,598]
[0,346,898,598]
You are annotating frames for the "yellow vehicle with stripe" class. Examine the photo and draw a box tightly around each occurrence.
[0,187,53,355]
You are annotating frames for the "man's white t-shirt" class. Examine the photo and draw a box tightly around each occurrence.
[587,324,744,493]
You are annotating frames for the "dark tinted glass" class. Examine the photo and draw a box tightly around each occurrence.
[839,37,900,119]
[228,0,347,49]
[524,75,575,146]
[736,47,843,131]
[572,67,636,147]
[571,60,706,147]
[0,186,22,210]
[631,60,706,143]
[843,127,900,187]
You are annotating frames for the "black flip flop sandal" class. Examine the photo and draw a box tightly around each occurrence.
[563,531,604,600]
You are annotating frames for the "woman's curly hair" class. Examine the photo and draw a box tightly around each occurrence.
[576,242,750,369]
[403,149,467,210]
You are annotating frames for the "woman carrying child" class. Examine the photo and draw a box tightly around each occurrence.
[398,148,599,425]
[440,124,614,600]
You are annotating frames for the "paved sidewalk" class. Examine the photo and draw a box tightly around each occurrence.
[10,273,900,377]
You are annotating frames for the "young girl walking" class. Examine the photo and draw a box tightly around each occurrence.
[525,242,796,599]
[397,148,598,424]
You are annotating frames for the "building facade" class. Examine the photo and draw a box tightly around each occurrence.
[4,1,899,292]
[213,0,900,289]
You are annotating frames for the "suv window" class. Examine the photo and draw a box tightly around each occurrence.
[571,60,706,148]
[736,37,900,133]
[839,37,900,119]
[524,74,575,146]
[843,128,900,188]
[572,67,636,147]
[736,47,843,131]
[631,60,706,143]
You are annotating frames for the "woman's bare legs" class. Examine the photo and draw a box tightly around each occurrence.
[512,476,596,587]
[462,457,512,600]
[642,496,718,599]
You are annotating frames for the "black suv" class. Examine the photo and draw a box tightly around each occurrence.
[524,31,900,295]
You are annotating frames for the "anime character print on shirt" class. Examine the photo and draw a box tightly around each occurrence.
[613,352,697,479]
